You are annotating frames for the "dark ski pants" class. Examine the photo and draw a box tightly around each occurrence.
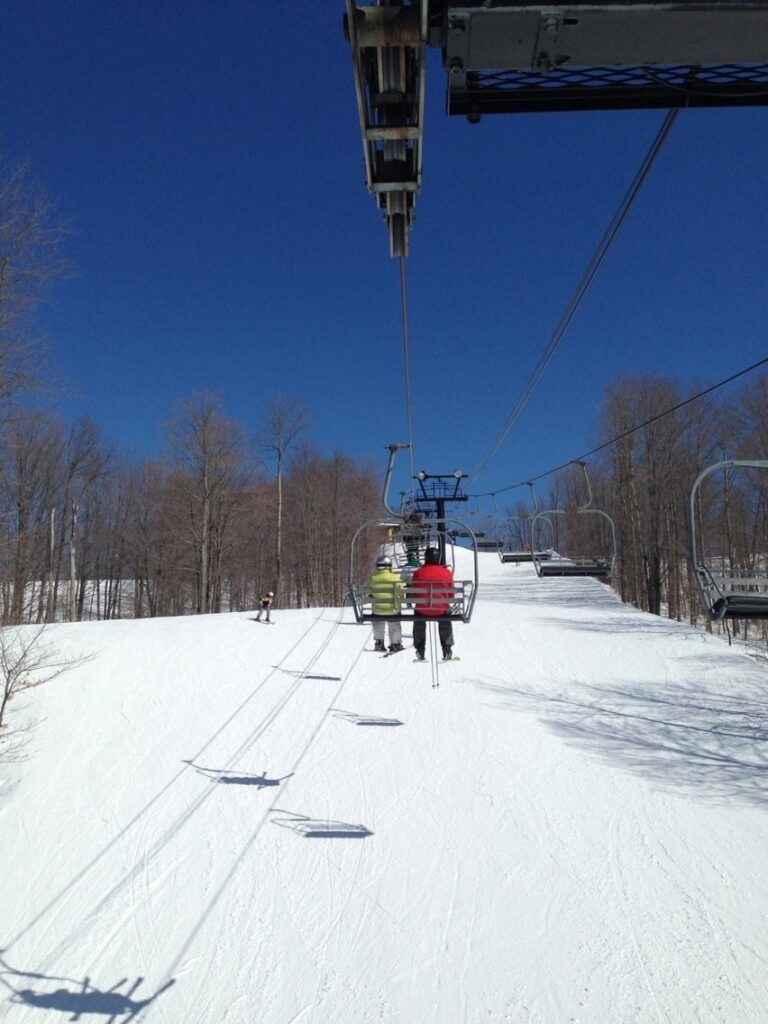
[413,615,454,657]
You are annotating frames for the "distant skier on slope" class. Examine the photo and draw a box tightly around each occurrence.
[366,555,404,652]
[410,547,456,661]
[255,591,274,623]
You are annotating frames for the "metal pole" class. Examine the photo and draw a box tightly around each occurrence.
[436,497,446,564]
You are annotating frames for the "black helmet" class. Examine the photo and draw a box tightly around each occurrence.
[376,555,393,568]
[424,547,440,564]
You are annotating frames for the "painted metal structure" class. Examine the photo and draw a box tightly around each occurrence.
[345,1,768,255]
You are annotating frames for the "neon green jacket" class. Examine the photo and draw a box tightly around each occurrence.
[366,567,404,615]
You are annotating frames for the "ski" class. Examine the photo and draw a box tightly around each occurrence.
[381,648,406,658]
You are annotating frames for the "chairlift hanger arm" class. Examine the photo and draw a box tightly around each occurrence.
[382,442,411,516]
[574,460,593,510]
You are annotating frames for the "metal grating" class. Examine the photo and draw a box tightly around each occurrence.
[451,63,768,115]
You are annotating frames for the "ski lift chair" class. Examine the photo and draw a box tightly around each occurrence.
[530,464,616,579]
[475,513,503,552]
[500,548,553,564]
[349,517,479,624]
[689,459,768,621]
[478,538,503,552]
[531,510,616,578]
[498,512,552,563]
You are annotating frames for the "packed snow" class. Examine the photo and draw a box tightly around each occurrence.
[2,553,768,1023]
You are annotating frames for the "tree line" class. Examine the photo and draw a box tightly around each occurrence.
[507,371,768,643]
[0,396,382,624]
[0,366,380,741]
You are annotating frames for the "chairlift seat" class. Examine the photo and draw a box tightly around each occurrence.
[695,567,768,621]
[710,593,768,620]
[500,549,552,564]
[537,557,613,579]
[349,578,474,623]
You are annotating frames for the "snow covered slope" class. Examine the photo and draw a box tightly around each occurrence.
[2,555,768,1023]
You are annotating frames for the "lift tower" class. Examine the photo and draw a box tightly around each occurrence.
[410,469,469,565]
[345,1,768,256]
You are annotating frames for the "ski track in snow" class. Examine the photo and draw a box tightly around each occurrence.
[2,554,768,1023]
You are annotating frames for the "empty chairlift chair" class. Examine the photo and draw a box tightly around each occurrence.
[499,482,553,564]
[530,463,617,579]
[500,518,550,563]
[499,516,536,563]
[689,459,768,621]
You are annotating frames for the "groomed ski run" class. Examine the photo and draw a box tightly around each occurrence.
[2,551,768,1023]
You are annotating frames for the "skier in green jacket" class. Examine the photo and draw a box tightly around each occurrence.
[366,555,405,652]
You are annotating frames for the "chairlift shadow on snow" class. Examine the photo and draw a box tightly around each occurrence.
[480,576,619,610]
[189,763,294,787]
[271,809,373,838]
[332,709,404,727]
[475,664,768,809]
[274,668,342,681]
[0,958,175,1023]
[528,611,709,639]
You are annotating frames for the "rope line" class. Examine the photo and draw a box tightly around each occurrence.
[471,352,768,499]
[469,108,679,483]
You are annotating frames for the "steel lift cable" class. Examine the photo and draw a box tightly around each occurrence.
[471,352,768,500]
[468,108,679,485]
[399,254,417,493]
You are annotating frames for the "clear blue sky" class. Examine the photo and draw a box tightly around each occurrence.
[3,1,768,508]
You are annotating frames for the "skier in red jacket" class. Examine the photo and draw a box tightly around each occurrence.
[409,547,456,660]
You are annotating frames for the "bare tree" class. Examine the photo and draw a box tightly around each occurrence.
[166,395,250,614]
[0,625,83,737]
[0,158,69,405]
[259,398,309,602]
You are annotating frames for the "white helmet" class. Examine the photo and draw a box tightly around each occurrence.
[376,555,392,568]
